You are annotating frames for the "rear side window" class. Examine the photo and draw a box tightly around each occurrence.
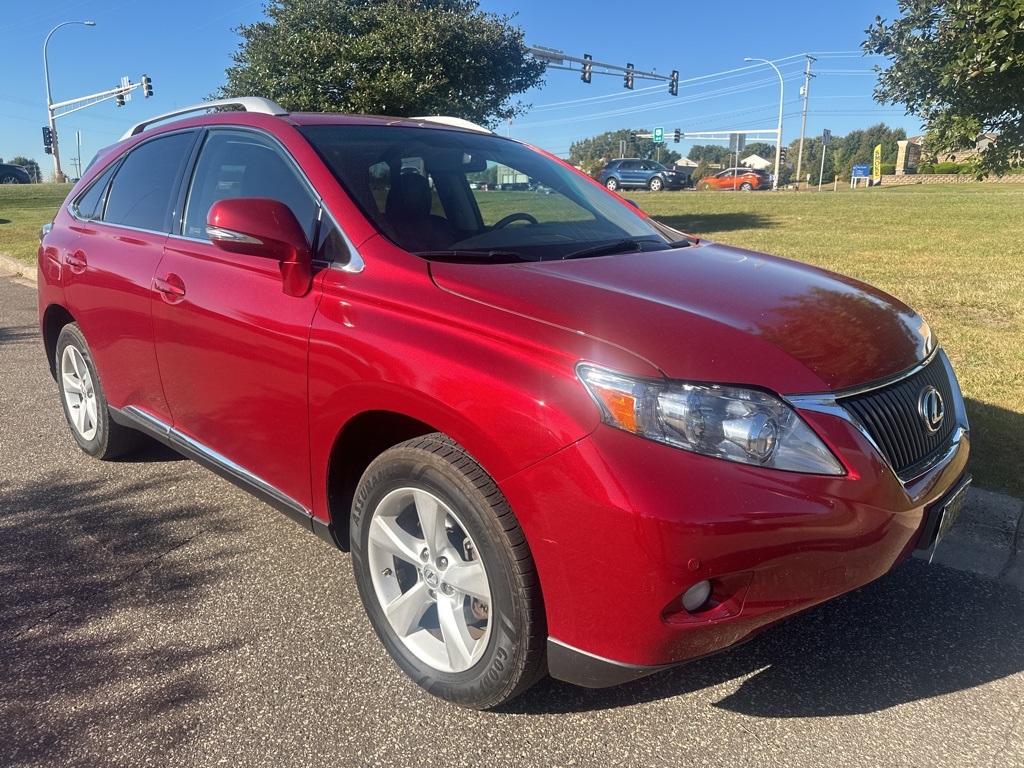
[103,132,194,232]
[71,163,118,221]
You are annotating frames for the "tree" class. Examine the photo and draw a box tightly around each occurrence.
[739,142,775,162]
[865,1,1024,176]
[687,144,732,165]
[217,0,544,127]
[568,129,680,168]
[8,157,41,183]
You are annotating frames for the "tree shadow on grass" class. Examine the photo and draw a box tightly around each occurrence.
[0,473,249,767]
[504,559,1024,716]
[653,211,778,237]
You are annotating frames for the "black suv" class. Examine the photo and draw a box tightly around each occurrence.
[599,159,686,192]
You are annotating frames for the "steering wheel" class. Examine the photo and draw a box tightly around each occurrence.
[491,212,538,229]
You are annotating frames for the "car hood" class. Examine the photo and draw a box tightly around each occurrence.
[429,241,932,394]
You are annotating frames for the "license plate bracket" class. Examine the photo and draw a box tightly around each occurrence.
[916,474,972,554]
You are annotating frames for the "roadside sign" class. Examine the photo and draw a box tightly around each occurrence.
[653,127,664,144]
[852,164,870,178]
[822,129,832,147]
[728,133,746,153]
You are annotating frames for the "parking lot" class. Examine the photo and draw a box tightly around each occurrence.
[2,269,1022,767]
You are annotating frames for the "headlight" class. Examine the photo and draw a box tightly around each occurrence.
[577,364,845,475]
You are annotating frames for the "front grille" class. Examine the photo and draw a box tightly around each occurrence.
[837,356,957,479]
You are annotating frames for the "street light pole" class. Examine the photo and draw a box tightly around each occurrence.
[44,20,96,183]
[744,57,784,191]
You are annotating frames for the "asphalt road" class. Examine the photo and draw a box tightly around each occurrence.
[2,270,1022,768]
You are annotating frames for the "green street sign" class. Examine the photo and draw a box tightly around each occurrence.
[653,127,664,144]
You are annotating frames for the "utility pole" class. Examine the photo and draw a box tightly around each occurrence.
[795,55,816,189]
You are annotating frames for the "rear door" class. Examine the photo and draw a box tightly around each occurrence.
[151,128,326,511]
[60,130,197,421]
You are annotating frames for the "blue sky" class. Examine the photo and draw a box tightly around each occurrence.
[2,1,918,176]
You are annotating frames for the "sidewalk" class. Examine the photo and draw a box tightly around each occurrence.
[3,250,1021,590]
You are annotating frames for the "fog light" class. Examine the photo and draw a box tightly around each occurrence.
[681,580,712,613]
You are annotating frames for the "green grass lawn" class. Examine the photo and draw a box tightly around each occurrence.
[2,182,1021,497]
[0,184,72,263]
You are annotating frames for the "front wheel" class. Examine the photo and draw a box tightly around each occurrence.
[698,181,713,191]
[648,177,664,192]
[350,434,546,709]
[0,173,22,184]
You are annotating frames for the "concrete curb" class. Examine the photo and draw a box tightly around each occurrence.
[2,250,1021,589]
[0,252,36,282]
[916,486,1024,590]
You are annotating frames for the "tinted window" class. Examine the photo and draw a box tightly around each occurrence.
[103,132,194,231]
[182,130,318,243]
[71,162,118,221]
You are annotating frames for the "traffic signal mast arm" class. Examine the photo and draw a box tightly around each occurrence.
[529,47,680,94]
[50,77,150,119]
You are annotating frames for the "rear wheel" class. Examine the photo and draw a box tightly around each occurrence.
[350,434,546,709]
[740,182,753,191]
[648,177,664,192]
[605,177,619,191]
[0,173,21,184]
[55,324,140,459]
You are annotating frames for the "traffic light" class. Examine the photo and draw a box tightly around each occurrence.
[669,70,679,97]
[629,130,637,143]
[779,147,788,164]
[623,64,634,90]
[674,128,681,143]
[580,54,592,85]
[116,92,125,107]
[42,126,53,154]
[142,74,153,98]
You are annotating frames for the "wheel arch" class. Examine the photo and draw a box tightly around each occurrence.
[324,410,447,550]
[42,303,77,379]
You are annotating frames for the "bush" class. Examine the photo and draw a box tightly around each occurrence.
[918,164,935,174]
[881,163,896,175]
[933,161,963,174]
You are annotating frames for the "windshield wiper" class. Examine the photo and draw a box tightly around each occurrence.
[415,249,531,264]
[560,239,644,260]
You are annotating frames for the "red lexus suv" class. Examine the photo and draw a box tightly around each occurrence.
[37,98,970,709]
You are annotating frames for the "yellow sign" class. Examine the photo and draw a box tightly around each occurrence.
[873,144,882,181]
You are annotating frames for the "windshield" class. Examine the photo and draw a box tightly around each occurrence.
[299,124,676,262]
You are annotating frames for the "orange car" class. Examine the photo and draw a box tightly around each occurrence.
[699,167,770,191]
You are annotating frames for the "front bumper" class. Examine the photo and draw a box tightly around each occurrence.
[499,401,969,688]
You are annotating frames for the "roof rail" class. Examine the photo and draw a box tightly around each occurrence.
[119,97,289,140]
[411,116,494,134]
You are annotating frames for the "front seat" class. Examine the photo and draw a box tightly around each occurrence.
[384,172,454,252]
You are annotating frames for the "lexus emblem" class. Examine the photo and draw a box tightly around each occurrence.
[918,386,945,434]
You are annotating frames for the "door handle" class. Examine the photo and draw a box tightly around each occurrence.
[65,250,87,272]
[153,274,186,302]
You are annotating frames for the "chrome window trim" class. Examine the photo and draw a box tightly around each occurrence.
[786,348,969,484]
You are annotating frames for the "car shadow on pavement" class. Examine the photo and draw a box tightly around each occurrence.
[0,472,249,768]
[504,559,1024,716]
[652,212,778,237]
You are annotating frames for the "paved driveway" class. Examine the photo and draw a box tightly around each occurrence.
[1,271,1022,767]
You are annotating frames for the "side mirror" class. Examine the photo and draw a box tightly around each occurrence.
[207,197,313,297]
[623,197,642,212]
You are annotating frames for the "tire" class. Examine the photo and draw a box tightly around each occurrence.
[350,434,546,709]
[55,324,140,459]
[605,177,619,192]
[698,181,713,191]
[740,182,753,191]
[0,173,21,184]
[648,177,664,192]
